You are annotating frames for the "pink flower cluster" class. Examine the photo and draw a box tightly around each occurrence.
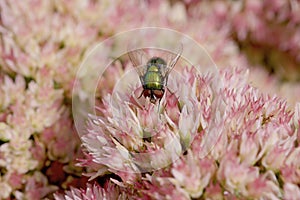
[230,0,300,76]
[0,69,61,194]
[59,64,300,199]
[183,0,300,106]
[184,0,300,80]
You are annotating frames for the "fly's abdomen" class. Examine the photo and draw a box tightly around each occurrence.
[143,71,163,90]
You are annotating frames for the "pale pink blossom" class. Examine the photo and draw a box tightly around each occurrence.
[0,138,38,174]
[171,150,216,198]
[217,151,260,196]
[40,110,79,163]
[282,147,300,184]
[7,172,24,190]
[284,183,300,200]
[261,145,291,171]
[0,180,12,199]
[30,137,46,169]
[14,172,58,200]
[229,0,300,81]
[0,75,26,109]
[136,174,190,200]
[204,182,223,200]
[54,182,128,200]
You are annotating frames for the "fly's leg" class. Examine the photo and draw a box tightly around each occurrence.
[166,87,175,96]
[158,98,162,113]
[157,88,165,115]
[150,90,156,104]
[138,89,144,99]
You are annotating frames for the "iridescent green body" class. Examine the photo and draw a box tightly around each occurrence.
[143,63,163,90]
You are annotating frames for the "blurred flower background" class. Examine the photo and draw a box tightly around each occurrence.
[0,0,299,199]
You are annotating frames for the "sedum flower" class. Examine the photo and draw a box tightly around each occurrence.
[0,136,38,174]
[281,146,300,184]
[0,69,70,198]
[40,110,79,163]
[14,171,58,200]
[248,66,300,108]
[171,150,216,198]
[61,60,300,199]
[54,182,128,200]
[284,182,300,200]
[80,62,216,184]
[135,173,190,200]
[0,70,64,136]
[229,0,300,81]
[0,175,13,199]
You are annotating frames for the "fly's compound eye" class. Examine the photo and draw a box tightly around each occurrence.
[153,90,164,99]
[143,89,151,98]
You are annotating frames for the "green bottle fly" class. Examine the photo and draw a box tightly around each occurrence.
[128,45,182,103]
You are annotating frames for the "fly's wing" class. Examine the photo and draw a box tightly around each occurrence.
[127,48,149,85]
[160,44,183,84]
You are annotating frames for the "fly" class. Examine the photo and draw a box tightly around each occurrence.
[128,45,182,104]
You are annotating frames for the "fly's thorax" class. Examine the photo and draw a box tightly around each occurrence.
[146,57,167,67]
[147,65,160,72]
